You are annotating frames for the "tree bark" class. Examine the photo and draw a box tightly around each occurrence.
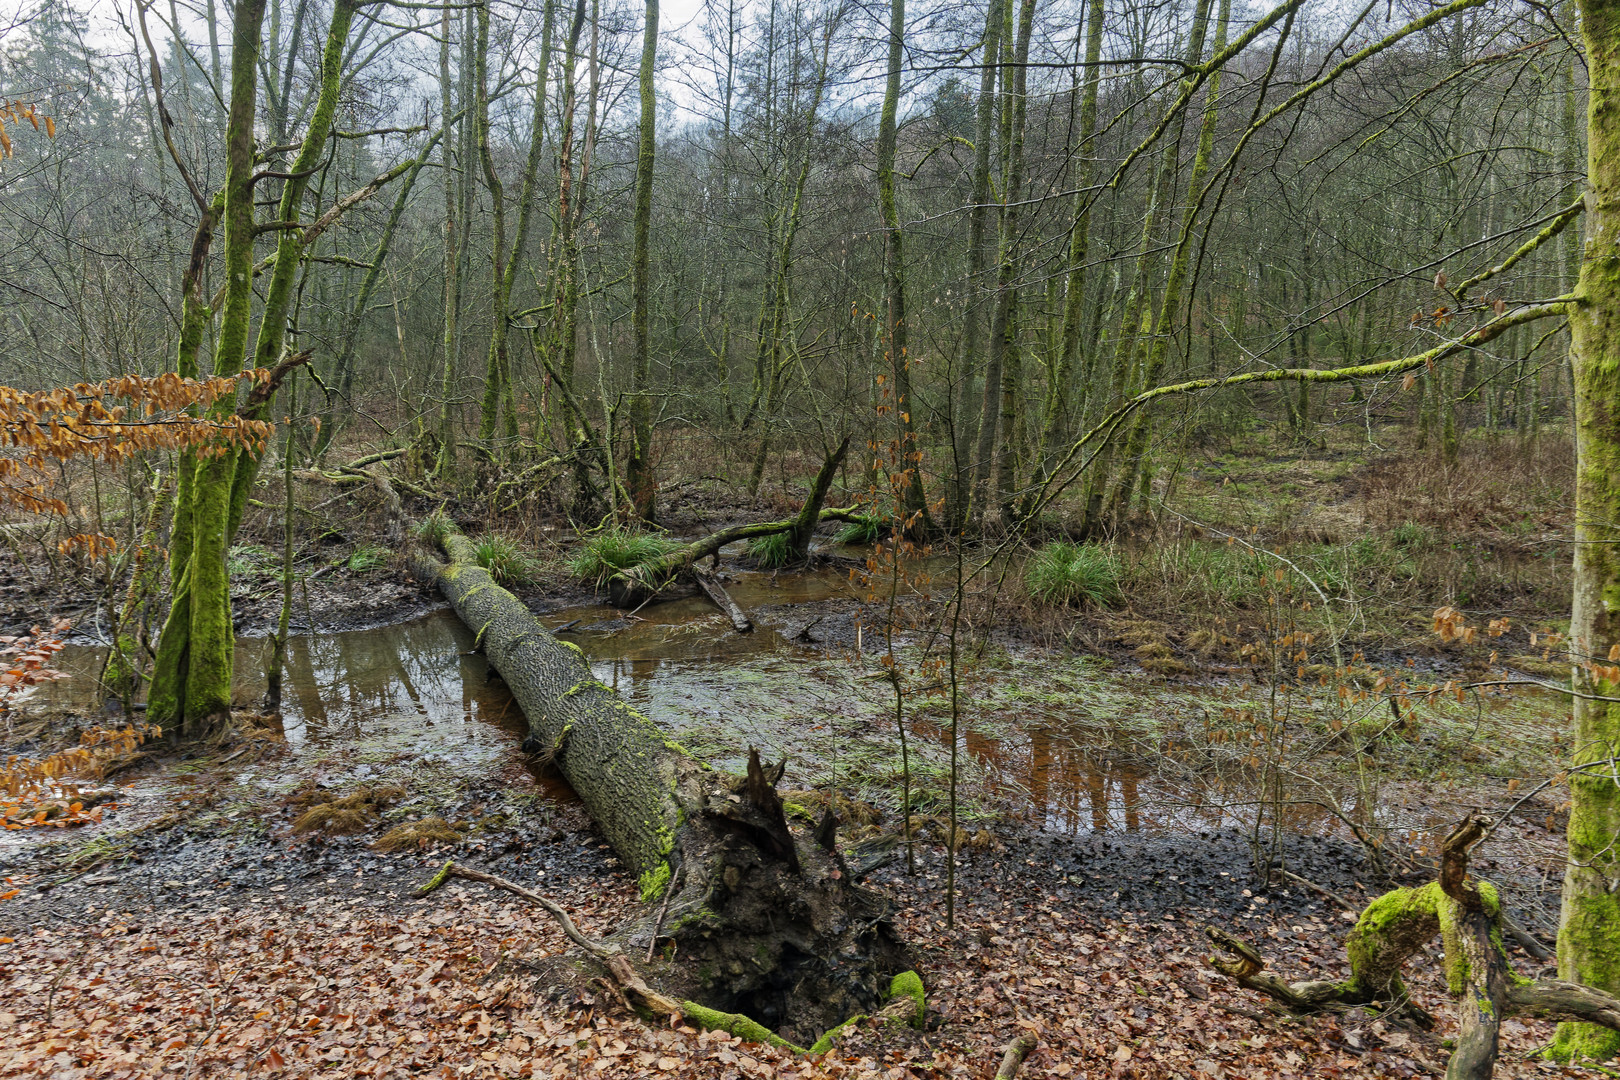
[1556,0,1620,1061]
[626,0,660,521]
[413,531,905,1042]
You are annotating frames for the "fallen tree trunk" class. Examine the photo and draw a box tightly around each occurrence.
[412,530,906,1043]
[608,507,857,607]
[1206,816,1620,1079]
[693,566,751,633]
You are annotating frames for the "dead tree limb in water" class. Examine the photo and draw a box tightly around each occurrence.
[1205,815,1620,1079]
[693,566,751,633]
[608,438,856,607]
[411,529,906,1042]
[608,506,857,607]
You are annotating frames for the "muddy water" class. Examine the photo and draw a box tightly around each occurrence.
[34,564,1540,841]
[28,558,1189,834]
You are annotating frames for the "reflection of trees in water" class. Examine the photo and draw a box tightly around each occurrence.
[982,725,1144,834]
[270,615,523,739]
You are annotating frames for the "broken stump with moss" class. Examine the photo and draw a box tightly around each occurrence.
[412,529,908,1045]
[1205,816,1620,1080]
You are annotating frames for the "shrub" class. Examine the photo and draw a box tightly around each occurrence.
[748,531,792,568]
[474,532,536,586]
[566,528,682,587]
[1025,542,1121,607]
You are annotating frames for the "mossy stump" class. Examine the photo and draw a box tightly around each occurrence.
[414,531,906,1044]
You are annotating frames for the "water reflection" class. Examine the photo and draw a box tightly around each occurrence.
[30,584,1275,837]
[43,613,528,762]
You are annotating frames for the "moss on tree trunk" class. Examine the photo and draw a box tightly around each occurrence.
[1556,0,1620,1062]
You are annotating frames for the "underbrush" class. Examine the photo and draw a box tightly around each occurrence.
[566,528,682,587]
[1006,432,1571,661]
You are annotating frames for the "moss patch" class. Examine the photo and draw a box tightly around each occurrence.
[808,1015,864,1054]
[638,861,672,903]
[886,970,926,1028]
[679,1002,804,1052]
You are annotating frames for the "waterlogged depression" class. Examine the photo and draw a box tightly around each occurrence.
[17,563,1566,859]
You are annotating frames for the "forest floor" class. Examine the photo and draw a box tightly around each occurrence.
[0,790,1599,1079]
[0,424,1599,1077]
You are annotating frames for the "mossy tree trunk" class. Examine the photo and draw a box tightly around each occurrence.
[787,435,850,562]
[985,0,1036,528]
[874,0,928,531]
[625,0,659,522]
[1029,0,1104,495]
[1106,0,1226,521]
[149,0,352,738]
[1555,0,1620,1061]
[414,531,905,1042]
[148,0,271,738]
[951,0,1003,529]
[476,0,555,450]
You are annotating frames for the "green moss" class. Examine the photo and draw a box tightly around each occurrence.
[808,1015,864,1054]
[678,1001,805,1052]
[639,861,672,902]
[887,970,925,1028]
[417,859,455,895]
[1343,884,1442,999]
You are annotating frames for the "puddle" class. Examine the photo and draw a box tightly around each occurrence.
[17,568,1569,851]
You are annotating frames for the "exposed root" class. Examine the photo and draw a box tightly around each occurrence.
[417,859,927,1057]
[994,1034,1038,1079]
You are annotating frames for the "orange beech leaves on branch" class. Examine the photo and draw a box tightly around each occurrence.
[0,369,287,525]
[0,99,54,158]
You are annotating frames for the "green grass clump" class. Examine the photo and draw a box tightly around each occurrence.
[345,545,392,573]
[566,528,682,587]
[834,516,885,545]
[413,509,455,546]
[474,532,536,586]
[1026,541,1121,607]
[747,531,792,568]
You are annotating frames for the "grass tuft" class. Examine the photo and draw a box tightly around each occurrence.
[747,531,792,568]
[291,783,408,837]
[566,528,683,587]
[1026,542,1121,607]
[345,545,392,573]
[413,510,455,546]
[474,533,536,586]
[834,516,886,545]
[372,815,461,852]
